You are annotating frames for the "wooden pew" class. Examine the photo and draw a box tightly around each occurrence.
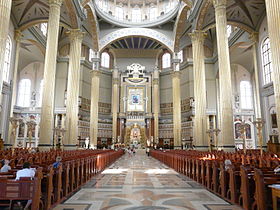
[0,167,43,210]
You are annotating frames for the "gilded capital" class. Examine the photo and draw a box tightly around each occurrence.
[90,70,101,77]
[112,78,119,85]
[153,78,159,85]
[48,0,63,7]
[66,29,85,43]
[14,30,23,42]
[212,0,227,9]
[189,30,207,44]
[249,32,259,44]
[172,71,181,78]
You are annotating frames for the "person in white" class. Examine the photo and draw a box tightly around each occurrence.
[16,162,35,180]
[16,162,36,209]
[0,159,11,172]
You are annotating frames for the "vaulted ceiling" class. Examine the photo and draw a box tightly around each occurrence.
[11,0,78,30]
[197,0,266,32]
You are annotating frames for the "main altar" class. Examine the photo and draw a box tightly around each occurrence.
[118,63,153,147]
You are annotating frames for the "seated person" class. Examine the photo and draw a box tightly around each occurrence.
[16,162,36,210]
[52,156,62,169]
[0,159,11,172]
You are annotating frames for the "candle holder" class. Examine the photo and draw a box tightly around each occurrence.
[206,129,214,152]
[9,117,23,148]
[253,118,265,156]
[213,128,221,150]
[238,121,247,154]
[26,120,37,148]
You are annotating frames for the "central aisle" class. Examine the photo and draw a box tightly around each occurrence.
[54,150,241,210]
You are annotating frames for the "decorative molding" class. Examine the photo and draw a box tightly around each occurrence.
[99,28,173,52]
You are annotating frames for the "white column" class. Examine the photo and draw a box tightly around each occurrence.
[249,32,262,119]
[65,29,84,148]
[8,30,22,146]
[189,31,208,149]
[264,0,280,129]
[39,0,63,148]
[213,0,235,149]
[112,68,119,141]
[0,0,12,107]
[153,66,160,141]
[90,56,100,148]
[172,58,182,148]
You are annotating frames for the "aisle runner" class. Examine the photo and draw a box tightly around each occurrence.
[54,150,242,210]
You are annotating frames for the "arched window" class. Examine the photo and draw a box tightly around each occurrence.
[261,37,273,85]
[17,79,31,107]
[39,23,47,36]
[149,7,157,20]
[131,7,141,22]
[38,79,44,107]
[3,36,12,82]
[240,81,253,109]
[101,52,110,68]
[115,6,124,20]
[178,50,183,63]
[89,48,94,62]
[162,53,171,68]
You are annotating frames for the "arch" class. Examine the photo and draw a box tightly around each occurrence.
[99,28,174,52]
[63,0,79,28]
[202,21,254,34]
[18,19,71,32]
[173,1,192,52]
[83,2,100,52]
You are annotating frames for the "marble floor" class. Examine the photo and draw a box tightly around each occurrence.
[54,150,242,210]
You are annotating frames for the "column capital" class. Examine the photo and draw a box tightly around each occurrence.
[212,0,227,9]
[112,78,119,85]
[153,78,159,85]
[249,32,259,44]
[66,29,85,43]
[14,30,23,42]
[189,30,207,43]
[48,0,63,7]
[90,70,101,77]
[172,71,181,78]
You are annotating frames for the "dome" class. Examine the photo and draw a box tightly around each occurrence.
[94,0,180,27]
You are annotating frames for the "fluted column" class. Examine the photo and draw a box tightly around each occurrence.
[90,56,100,147]
[112,68,119,141]
[8,30,22,146]
[250,32,262,119]
[39,0,63,148]
[0,0,12,106]
[189,31,208,149]
[172,61,182,148]
[65,29,84,148]
[153,66,160,141]
[265,0,280,129]
[213,0,234,149]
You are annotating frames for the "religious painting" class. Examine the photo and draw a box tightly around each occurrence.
[271,113,278,128]
[132,95,139,104]
[127,87,145,112]
[235,123,242,139]
[245,124,252,139]
[18,122,25,138]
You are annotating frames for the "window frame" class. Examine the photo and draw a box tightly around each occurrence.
[3,36,12,83]
[162,53,171,69]
[101,52,110,68]
[240,80,253,109]
[261,37,273,85]
[17,79,31,107]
